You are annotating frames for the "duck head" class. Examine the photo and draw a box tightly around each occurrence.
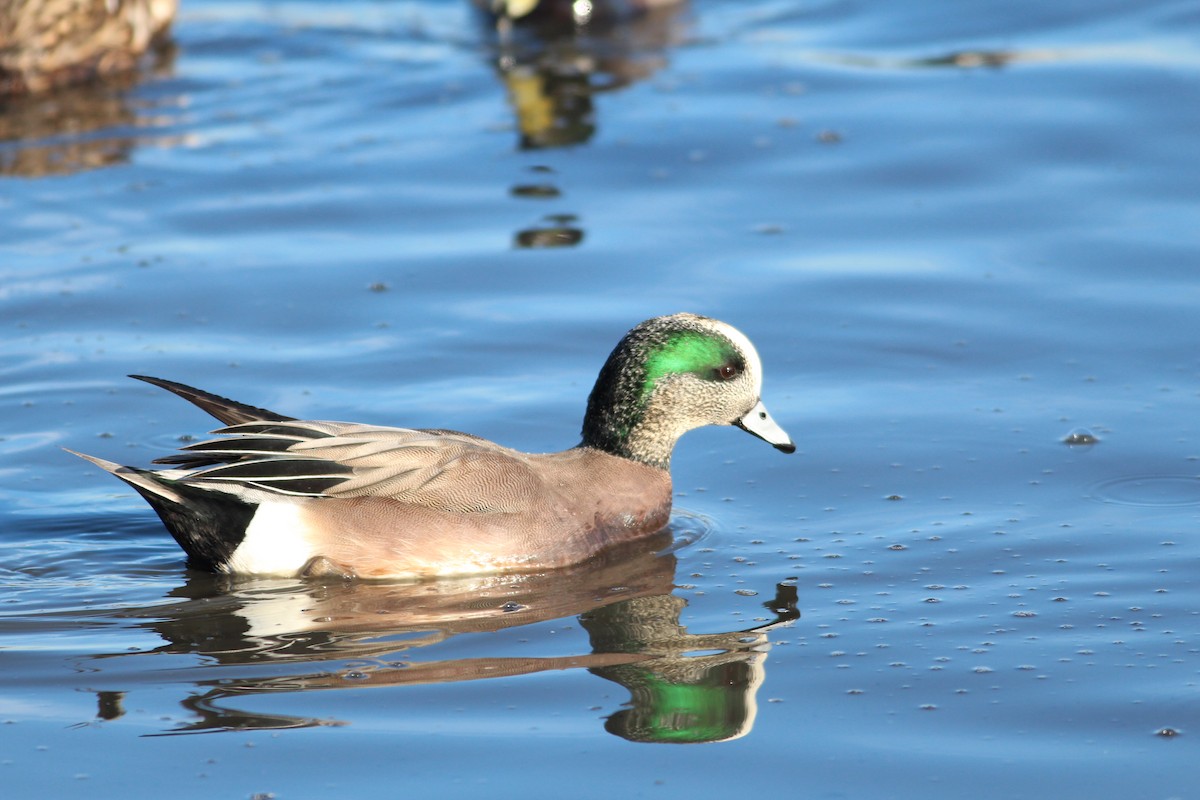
[581,313,795,468]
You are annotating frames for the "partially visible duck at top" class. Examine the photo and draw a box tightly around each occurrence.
[72,314,794,580]
[486,0,683,31]
[0,0,177,96]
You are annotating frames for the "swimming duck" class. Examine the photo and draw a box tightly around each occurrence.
[72,314,794,580]
[0,0,177,96]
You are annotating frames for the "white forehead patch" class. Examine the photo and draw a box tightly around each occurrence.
[708,318,764,394]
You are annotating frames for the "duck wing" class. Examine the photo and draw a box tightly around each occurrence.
[165,421,544,514]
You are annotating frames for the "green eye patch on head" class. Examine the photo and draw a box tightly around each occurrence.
[641,331,741,400]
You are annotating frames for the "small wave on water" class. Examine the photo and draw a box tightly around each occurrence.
[1090,474,1200,507]
[659,509,715,554]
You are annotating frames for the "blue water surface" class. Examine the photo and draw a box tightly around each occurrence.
[1,0,1197,797]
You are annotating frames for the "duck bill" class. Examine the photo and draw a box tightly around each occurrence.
[734,400,796,454]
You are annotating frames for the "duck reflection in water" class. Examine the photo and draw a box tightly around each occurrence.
[480,0,691,248]
[91,526,799,743]
[477,0,691,150]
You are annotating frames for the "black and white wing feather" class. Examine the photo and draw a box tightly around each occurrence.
[163,420,540,512]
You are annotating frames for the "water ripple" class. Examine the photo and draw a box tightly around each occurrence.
[1090,474,1200,507]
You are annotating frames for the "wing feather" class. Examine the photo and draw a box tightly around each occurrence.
[170,419,543,513]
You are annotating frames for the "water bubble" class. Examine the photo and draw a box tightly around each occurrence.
[1063,428,1099,446]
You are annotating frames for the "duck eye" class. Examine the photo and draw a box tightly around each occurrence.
[716,364,740,381]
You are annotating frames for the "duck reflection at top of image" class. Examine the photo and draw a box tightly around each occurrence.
[87,526,799,744]
[477,0,692,149]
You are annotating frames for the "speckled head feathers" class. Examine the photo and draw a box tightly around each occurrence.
[581,314,793,467]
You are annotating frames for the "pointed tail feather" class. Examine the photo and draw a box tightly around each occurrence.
[129,375,295,426]
[67,449,253,572]
[66,449,186,504]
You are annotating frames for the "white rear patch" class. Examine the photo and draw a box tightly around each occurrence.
[224,502,316,577]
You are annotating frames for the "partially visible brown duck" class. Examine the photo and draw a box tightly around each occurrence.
[71,314,794,580]
[0,0,177,95]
